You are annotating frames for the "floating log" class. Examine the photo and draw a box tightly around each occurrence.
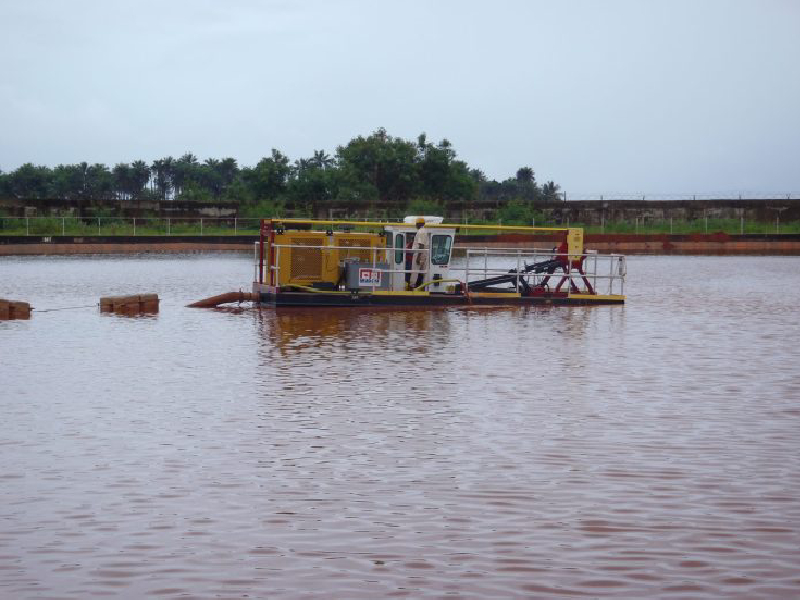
[0,299,32,320]
[187,291,258,308]
[99,294,159,314]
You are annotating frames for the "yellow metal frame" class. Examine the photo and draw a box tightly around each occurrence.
[568,293,626,301]
[272,218,571,234]
[372,290,431,296]
[468,292,523,298]
[267,219,589,290]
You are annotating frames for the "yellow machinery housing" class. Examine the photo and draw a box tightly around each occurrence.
[273,230,384,286]
[567,228,584,262]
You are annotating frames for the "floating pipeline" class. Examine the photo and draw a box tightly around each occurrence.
[99,294,159,315]
[0,299,32,320]
[1,297,159,319]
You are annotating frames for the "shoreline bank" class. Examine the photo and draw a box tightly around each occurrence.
[2,233,800,256]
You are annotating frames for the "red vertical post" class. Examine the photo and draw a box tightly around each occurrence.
[268,223,276,286]
[258,219,267,284]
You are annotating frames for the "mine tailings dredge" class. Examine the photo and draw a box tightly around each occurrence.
[189,217,626,309]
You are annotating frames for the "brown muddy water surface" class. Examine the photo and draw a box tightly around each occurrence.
[1,255,800,599]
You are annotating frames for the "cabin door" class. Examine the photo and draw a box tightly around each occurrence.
[427,232,453,291]
[390,232,409,291]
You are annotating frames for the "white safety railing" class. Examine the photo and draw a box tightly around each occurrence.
[0,216,261,236]
[451,247,626,296]
[2,215,797,236]
[259,242,626,295]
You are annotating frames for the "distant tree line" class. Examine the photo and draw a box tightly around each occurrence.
[0,128,561,219]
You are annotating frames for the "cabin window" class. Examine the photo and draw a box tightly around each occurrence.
[384,232,393,262]
[431,234,452,265]
[394,234,404,264]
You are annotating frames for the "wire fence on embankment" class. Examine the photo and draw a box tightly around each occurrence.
[558,192,799,201]
[1,215,800,237]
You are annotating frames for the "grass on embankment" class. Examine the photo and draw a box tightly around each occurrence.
[1,217,799,236]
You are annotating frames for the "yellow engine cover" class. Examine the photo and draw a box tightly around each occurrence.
[273,231,383,286]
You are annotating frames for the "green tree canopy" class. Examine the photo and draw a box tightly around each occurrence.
[0,130,561,217]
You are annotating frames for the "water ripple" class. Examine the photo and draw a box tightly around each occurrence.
[1,255,800,598]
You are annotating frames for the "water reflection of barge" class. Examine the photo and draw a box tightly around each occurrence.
[251,218,626,307]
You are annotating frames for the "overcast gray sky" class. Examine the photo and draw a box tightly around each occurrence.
[1,0,798,194]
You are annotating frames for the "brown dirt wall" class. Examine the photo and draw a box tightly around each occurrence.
[2,234,800,256]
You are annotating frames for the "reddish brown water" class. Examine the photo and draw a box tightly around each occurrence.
[2,255,800,598]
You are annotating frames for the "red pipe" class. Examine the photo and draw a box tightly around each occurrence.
[258,219,266,284]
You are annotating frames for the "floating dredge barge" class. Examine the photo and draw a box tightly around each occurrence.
[249,217,626,307]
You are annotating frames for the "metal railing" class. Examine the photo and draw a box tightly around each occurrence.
[2,215,798,236]
[258,241,625,296]
[560,192,799,201]
[0,216,263,236]
[450,247,626,296]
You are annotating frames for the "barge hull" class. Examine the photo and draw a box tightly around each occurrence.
[255,290,625,307]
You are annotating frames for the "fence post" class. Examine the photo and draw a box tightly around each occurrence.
[704,211,708,234]
[62,217,65,236]
[777,215,780,234]
[200,218,203,236]
[167,218,170,235]
[234,218,237,235]
[740,216,743,235]
[635,217,638,234]
[133,218,136,236]
[26,217,29,235]
[670,217,673,234]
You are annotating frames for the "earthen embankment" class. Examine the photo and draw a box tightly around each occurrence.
[0,235,255,255]
[2,234,800,256]
[458,233,800,255]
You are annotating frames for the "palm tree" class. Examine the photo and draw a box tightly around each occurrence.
[218,157,238,189]
[516,167,535,184]
[131,160,150,199]
[311,150,334,170]
[112,163,132,199]
[173,153,199,197]
[151,157,174,201]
